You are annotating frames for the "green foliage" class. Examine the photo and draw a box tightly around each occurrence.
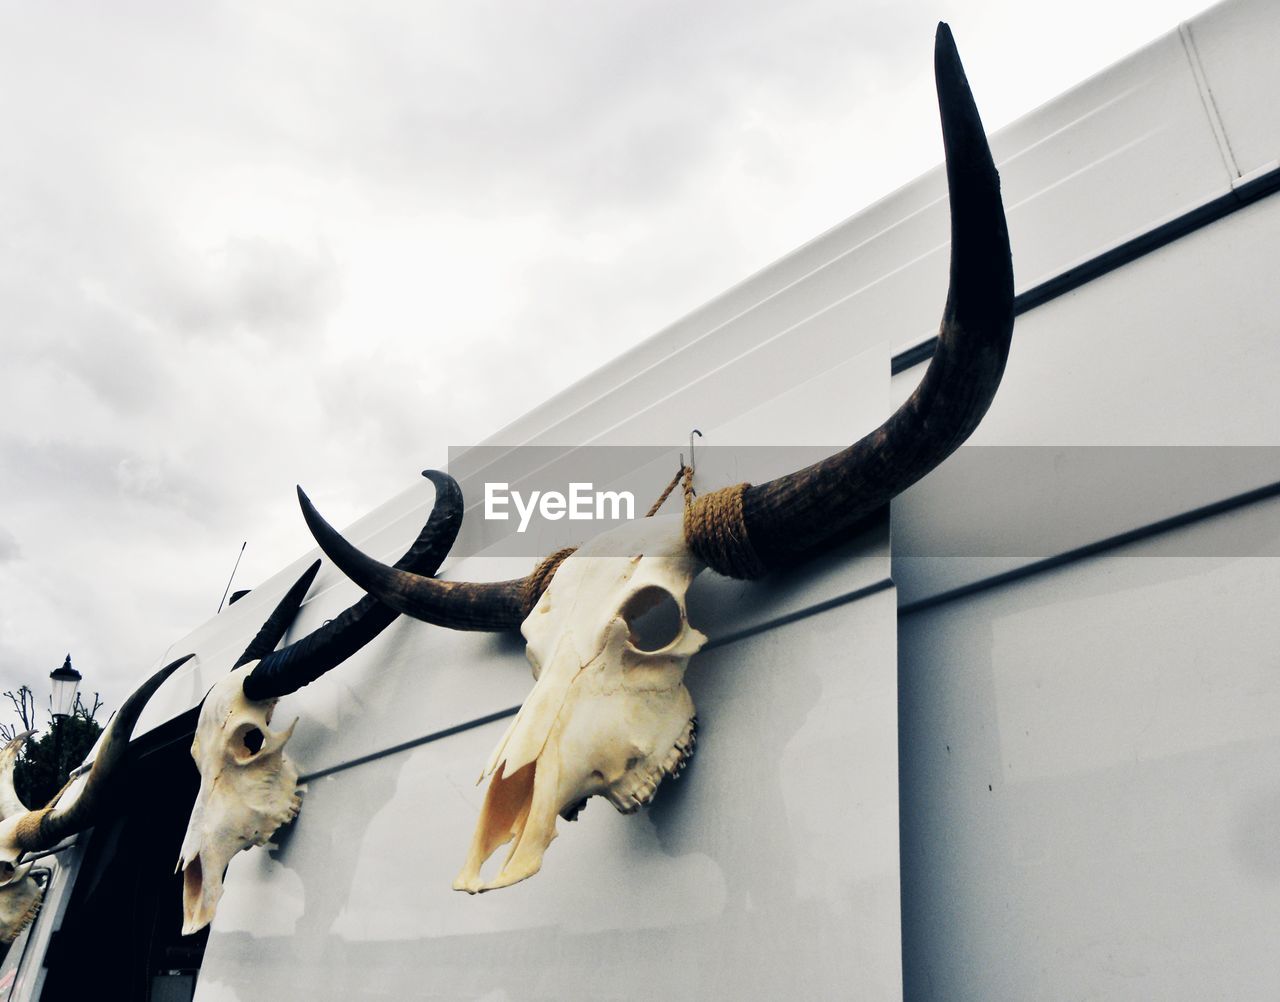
[1,685,105,810]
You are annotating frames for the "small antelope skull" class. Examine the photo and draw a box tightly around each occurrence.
[455,516,702,891]
[301,23,1014,893]
[177,665,301,934]
[178,471,462,934]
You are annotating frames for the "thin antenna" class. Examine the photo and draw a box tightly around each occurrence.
[218,542,247,613]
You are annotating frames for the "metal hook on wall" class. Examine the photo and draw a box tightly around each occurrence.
[683,429,702,475]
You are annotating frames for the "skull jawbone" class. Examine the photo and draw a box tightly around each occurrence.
[454,680,696,894]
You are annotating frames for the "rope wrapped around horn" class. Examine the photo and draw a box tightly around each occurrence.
[295,22,1014,627]
[241,469,465,701]
[11,653,194,853]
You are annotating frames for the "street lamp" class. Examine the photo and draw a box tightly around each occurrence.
[49,654,82,779]
[50,655,82,718]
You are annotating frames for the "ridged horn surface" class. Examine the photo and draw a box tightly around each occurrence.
[736,22,1014,571]
[295,24,1014,611]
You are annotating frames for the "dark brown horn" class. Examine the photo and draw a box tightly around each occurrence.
[241,469,467,700]
[13,654,194,852]
[734,22,1014,571]
[297,483,529,632]
[299,24,1012,620]
[232,560,322,669]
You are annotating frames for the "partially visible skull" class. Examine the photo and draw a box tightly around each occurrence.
[178,665,302,934]
[455,514,705,893]
[0,657,189,939]
[0,733,43,944]
[0,862,43,944]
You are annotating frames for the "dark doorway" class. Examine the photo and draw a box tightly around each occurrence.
[39,707,208,1001]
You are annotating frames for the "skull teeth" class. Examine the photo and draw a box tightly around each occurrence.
[656,717,699,784]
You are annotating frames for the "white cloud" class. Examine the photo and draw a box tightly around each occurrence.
[0,0,1214,710]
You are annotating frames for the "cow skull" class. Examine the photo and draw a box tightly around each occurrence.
[455,515,702,891]
[177,665,301,934]
[299,22,1015,893]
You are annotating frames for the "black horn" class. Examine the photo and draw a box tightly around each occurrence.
[232,559,322,669]
[732,22,1014,571]
[297,484,530,632]
[241,469,466,700]
[294,23,1014,619]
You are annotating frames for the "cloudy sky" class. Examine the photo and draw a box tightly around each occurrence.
[0,0,1214,714]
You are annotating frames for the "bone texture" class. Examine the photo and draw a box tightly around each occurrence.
[178,665,302,935]
[454,516,706,893]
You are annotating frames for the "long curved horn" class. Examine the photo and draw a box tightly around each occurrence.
[241,469,466,700]
[734,22,1014,570]
[232,560,322,669]
[12,654,193,852]
[298,23,1012,622]
[298,486,528,631]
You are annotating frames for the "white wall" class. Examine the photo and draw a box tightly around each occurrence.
[197,587,900,1001]
[181,250,901,998]
[891,1,1280,993]
[899,499,1280,999]
[107,0,1279,998]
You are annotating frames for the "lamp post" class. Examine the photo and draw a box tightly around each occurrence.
[49,654,82,780]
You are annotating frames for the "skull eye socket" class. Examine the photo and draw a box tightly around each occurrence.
[230,724,266,763]
[619,586,683,652]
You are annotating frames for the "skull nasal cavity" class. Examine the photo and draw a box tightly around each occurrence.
[242,728,265,755]
[620,586,682,652]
